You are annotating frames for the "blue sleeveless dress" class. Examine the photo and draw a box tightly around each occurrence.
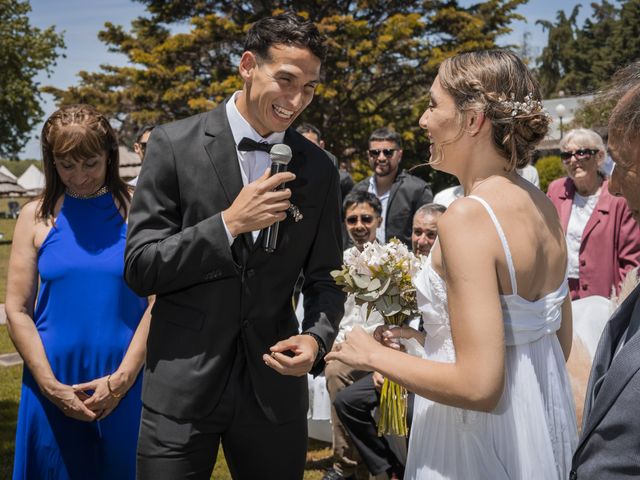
[12,192,147,480]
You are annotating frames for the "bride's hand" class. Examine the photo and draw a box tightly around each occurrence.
[373,324,423,349]
[325,326,381,370]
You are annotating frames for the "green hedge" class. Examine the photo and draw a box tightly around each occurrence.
[535,155,565,193]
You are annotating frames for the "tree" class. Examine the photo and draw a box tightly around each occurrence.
[0,0,65,158]
[538,1,640,132]
[44,0,525,181]
[536,1,640,98]
[535,5,581,97]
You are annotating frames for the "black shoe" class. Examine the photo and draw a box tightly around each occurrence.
[321,467,356,480]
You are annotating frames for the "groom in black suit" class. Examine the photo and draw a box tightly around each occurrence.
[571,61,640,479]
[125,12,345,480]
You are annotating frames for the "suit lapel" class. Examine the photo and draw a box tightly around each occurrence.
[384,171,404,231]
[387,171,404,207]
[202,104,253,253]
[576,285,640,452]
[581,193,610,242]
[557,180,574,232]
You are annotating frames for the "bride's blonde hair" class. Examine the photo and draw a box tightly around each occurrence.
[435,50,549,171]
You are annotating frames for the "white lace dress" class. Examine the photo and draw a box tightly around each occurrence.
[405,196,578,479]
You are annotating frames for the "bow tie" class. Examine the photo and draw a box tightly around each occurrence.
[237,137,276,153]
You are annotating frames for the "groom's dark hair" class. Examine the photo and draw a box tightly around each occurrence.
[244,11,327,62]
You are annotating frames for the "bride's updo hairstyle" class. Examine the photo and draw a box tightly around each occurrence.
[438,49,550,171]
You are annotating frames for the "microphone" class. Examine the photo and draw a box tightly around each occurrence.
[262,144,293,253]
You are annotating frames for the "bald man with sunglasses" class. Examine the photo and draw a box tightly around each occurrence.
[352,127,433,248]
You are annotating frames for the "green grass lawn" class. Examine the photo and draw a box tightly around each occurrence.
[0,363,21,480]
[0,327,331,479]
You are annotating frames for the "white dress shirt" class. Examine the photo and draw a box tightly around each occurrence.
[222,91,286,243]
[368,177,390,243]
[433,185,464,208]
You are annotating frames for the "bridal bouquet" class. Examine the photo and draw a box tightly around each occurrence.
[331,238,420,436]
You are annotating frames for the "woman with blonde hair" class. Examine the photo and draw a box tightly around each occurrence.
[548,128,640,299]
[327,50,577,479]
[7,104,151,479]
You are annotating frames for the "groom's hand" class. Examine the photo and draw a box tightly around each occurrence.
[263,334,318,376]
[223,168,296,237]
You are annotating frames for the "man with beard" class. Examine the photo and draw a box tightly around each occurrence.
[352,128,433,247]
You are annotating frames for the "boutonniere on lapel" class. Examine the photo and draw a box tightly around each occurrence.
[288,204,303,222]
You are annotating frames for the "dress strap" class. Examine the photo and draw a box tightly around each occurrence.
[467,195,518,294]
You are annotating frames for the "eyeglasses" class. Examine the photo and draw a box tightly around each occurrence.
[346,214,377,226]
[560,148,598,163]
[368,149,397,158]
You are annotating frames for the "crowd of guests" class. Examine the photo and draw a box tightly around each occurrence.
[5,9,640,480]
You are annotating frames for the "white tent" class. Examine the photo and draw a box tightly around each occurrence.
[0,165,17,181]
[17,164,45,195]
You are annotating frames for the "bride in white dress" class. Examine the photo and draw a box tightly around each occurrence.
[326,50,578,479]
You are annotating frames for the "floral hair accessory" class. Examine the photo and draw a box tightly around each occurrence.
[499,92,546,117]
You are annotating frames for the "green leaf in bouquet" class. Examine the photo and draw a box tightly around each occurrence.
[330,270,342,279]
[357,290,380,302]
[384,303,402,316]
[367,277,381,291]
[378,276,392,295]
[352,273,371,289]
[386,285,400,296]
[374,297,402,316]
[375,298,389,314]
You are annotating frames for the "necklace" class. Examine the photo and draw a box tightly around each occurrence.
[66,185,109,199]
[468,174,506,194]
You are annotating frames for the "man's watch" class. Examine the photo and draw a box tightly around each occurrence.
[301,331,327,364]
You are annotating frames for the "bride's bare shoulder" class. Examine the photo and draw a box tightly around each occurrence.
[437,197,490,230]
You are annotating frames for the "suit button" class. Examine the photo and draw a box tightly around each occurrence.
[242,320,250,328]
[246,269,255,278]
[582,283,588,290]
[580,259,586,267]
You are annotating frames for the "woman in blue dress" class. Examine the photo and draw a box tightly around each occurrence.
[6,104,151,479]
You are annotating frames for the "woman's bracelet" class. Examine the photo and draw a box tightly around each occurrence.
[107,374,123,398]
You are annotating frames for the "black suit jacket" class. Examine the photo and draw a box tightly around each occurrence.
[352,170,433,247]
[571,282,640,479]
[124,103,345,423]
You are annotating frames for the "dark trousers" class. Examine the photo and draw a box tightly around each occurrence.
[137,351,307,480]
[334,373,414,476]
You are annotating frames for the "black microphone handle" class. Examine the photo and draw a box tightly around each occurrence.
[262,162,289,253]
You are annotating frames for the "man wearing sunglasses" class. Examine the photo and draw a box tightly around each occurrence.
[352,128,433,248]
[129,125,155,187]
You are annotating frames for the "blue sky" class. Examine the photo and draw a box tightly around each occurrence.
[21,0,589,159]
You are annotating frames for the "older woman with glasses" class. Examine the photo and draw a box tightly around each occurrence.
[547,128,640,299]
